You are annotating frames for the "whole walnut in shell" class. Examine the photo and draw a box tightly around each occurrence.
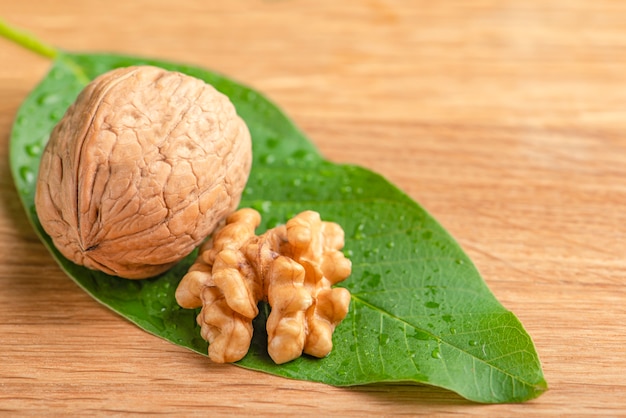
[35,66,252,279]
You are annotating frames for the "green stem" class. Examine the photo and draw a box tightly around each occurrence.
[0,18,57,59]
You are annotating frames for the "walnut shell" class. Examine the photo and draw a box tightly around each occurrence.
[35,66,252,279]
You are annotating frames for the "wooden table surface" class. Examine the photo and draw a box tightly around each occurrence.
[1,1,625,416]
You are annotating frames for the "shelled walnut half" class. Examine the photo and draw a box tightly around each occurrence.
[176,208,352,364]
[35,66,252,279]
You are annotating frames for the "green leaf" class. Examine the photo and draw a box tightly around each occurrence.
[8,51,547,403]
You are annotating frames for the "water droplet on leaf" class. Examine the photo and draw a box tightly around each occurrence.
[291,149,315,163]
[25,143,42,157]
[364,272,381,287]
[37,92,61,106]
[245,90,257,101]
[48,68,63,80]
[252,200,272,214]
[19,166,35,184]
[353,223,366,240]
[266,218,280,229]
[411,330,434,341]
[266,137,280,149]
[259,153,275,165]
[49,109,63,121]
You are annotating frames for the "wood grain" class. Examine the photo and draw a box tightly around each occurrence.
[1,1,625,415]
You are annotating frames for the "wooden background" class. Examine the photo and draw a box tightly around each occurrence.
[1,1,625,416]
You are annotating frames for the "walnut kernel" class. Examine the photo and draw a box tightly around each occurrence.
[175,208,352,364]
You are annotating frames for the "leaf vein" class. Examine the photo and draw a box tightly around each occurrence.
[352,296,544,390]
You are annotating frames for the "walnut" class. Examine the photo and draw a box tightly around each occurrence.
[175,208,352,364]
[35,66,252,279]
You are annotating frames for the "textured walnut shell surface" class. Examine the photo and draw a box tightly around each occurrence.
[35,66,252,279]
